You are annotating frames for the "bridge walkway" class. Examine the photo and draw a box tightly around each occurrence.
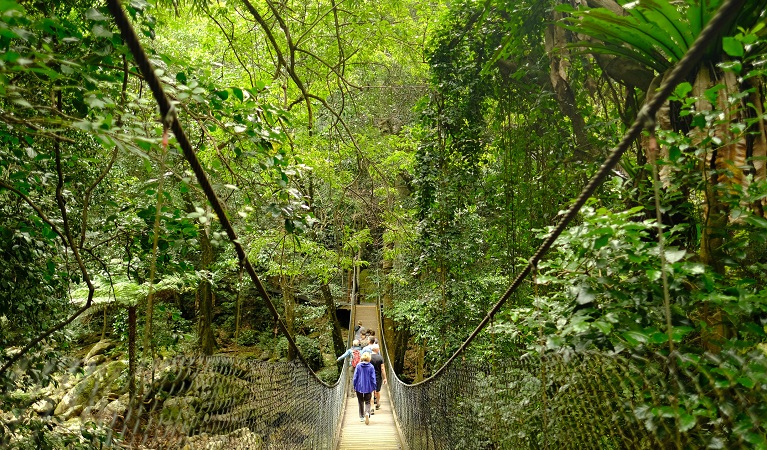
[337,304,402,449]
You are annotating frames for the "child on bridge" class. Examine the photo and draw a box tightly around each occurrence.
[352,352,376,425]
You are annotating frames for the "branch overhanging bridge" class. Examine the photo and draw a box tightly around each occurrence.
[4,0,767,448]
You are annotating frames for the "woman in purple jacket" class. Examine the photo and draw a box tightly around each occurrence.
[352,352,376,424]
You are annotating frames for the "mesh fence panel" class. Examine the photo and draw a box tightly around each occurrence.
[386,348,767,450]
[7,355,346,449]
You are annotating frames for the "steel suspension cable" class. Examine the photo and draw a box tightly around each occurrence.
[105,0,323,380]
[420,0,746,382]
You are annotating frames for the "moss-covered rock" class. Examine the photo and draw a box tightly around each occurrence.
[84,340,117,364]
[54,360,126,419]
[161,395,202,431]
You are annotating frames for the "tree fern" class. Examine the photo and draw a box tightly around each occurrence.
[70,274,199,310]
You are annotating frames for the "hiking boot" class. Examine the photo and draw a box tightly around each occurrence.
[365,413,370,425]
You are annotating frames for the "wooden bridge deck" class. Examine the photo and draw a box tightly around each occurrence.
[337,304,402,450]
[337,382,401,449]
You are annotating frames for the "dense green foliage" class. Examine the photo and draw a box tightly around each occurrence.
[1,0,767,447]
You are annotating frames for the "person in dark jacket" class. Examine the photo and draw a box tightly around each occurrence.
[352,352,376,424]
[370,346,386,411]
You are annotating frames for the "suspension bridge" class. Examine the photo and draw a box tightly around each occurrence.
[3,0,766,448]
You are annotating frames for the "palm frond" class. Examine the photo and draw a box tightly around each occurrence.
[562,7,681,68]
[639,0,692,50]
[567,40,670,73]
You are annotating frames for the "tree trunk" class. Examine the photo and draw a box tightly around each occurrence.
[693,66,742,351]
[415,339,426,382]
[197,227,216,355]
[381,242,396,363]
[322,282,346,360]
[128,305,137,401]
[393,325,409,375]
[281,276,296,361]
[544,9,592,160]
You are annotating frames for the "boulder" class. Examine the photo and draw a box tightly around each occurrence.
[161,395,201,430]
[187,371,252,415]
[105,394,130,417]
[54,360,127,419]
[84,354,106,367]
[32,398,56,416]
[84,340,117,362]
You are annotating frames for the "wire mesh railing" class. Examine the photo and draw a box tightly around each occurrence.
[1,354,347,449]
[382,343,767,449]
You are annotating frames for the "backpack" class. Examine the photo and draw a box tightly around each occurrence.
[351,349,361,368]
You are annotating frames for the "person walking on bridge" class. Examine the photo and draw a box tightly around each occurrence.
[362,336,379,355]
[337,339,362,397]
[370,346,386,411]
[352,352,376,424]
[336,339,362,364]
[354,321,366,342]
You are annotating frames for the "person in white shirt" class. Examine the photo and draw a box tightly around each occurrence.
[362,336,379,354]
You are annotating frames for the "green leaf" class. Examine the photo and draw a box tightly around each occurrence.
[722,37,744,57]
[674,82,692,98]
[665,249,685,263]
[671,326,693,342]
[86,8,108,21]
[92,24,112,38]
[636,0,692,51]
[678,413,696,432]
[623,330,649,345]
[562,7,680,67]
[744,432,767,445]
[566,41,668,73]
[737,376,755,389]
[576,285,595,305]
[743,215,767,229]
[594,320,613,334]
[232,87,244,102]
[649,331,668,344]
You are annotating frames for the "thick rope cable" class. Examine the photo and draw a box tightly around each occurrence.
[415,0,746,383]
[105,0,327,383]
